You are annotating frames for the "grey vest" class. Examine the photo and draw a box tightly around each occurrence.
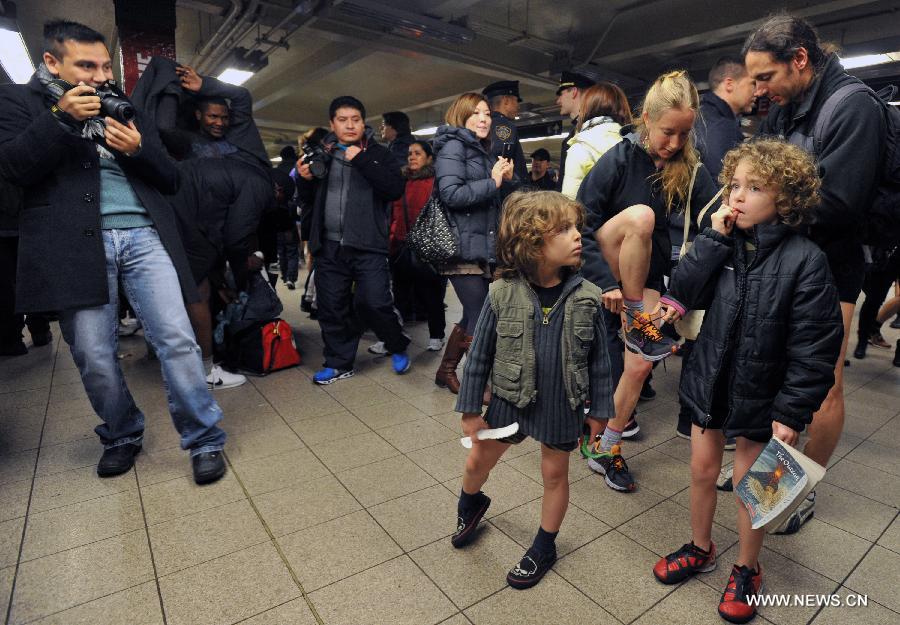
[488,277,602,410]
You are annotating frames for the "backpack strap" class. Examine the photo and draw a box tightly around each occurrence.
[810,83,871,153]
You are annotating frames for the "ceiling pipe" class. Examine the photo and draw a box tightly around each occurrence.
[196,0,261,74]
[250,0,322,60]
[191,0,241,67]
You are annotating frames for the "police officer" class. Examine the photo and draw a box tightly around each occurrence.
[556,70,594,190]
[482,80,527,185]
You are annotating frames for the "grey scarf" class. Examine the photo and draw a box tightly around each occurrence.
[36,63,114,158]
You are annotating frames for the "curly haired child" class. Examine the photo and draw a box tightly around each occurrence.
[655,139,844,623]
[451,190,615,589]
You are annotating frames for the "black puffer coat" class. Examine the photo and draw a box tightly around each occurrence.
[661,225,843,438]
[432,125,503,264]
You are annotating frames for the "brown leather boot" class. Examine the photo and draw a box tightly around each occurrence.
[435,324,470,393]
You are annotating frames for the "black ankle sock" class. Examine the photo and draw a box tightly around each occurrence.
[531,526,558,555]
[459,489,483,513]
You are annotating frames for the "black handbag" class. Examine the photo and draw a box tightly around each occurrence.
[406,186,459,264]
[391,192,439,279]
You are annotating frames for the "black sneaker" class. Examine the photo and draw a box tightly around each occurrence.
[623,309,678,362]
[622,415,640,439]
[587,444,635,491]
[507,546,556,590]
[31,330,53,347]
[451,492,491,548]
[97,443,142,477]
[192,451,226,484]
[639,380,656,401]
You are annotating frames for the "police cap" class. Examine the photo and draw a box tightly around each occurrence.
[482,80,522,102]
[556,70,594,95]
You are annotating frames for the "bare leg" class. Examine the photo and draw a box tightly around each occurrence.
[804,302,853,466]
[462,439,509,494]
[690,425,726,551]
[733,437,767,569]
[595,204,655,301]
[540,446,571,532]
[186,278,213,359]
[876,295,900,324]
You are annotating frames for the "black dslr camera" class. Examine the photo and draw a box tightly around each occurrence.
[47,79,136,124]
[301,142,330,179]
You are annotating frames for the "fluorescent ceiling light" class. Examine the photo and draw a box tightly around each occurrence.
[839,52,900,70]
[414,125,439,135]
[520,132,569,144]
[217,68,254,86]
[0,28,35,84]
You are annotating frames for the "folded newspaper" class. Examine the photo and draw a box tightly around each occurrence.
[460,423,519,449]
[735,436,826,532]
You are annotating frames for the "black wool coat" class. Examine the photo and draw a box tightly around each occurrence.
[0,75,197,313]
[662,225,843,439]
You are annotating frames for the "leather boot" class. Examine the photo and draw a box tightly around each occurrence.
[435,324,469,393]
[853,338,867,360]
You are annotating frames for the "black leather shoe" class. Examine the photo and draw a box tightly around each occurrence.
[853,340,867,360]
[0,341,28,357]
[31,330,53,347]
[192,451,226,484]
[97,443,141,477]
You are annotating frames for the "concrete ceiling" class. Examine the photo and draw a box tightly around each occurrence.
[5,0,900,160]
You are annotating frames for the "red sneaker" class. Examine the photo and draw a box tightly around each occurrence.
[718,563,764,623]
[653,541,716,584]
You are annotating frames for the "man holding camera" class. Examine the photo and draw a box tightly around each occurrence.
[296,96,409,384]
[0,20,227,484]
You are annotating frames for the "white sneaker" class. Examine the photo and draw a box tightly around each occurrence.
[118,316,141,337]
[207,364,247,389]
[427,338,445,351]
[367,341,388,355]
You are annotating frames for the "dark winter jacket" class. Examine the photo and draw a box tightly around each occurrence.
[0,178,23,235]
[757,54,885,248]
[696,92,744,182]
[577,131,719,292]
[660,225,843,439]
[387,132,415,165]
[0,75,197,313]
[297,127,404,255]
[433,125,503,264]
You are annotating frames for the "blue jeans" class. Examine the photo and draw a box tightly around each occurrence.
[59,227,226,456]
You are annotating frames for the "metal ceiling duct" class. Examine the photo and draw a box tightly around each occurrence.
[331,0,475,45]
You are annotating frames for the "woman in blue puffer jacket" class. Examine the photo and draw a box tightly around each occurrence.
[432,92,513,393]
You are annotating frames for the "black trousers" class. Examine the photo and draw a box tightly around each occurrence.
[858,250,900,341]
[315,240,410,369]
[391,264,446,340]
[0,236,50,345]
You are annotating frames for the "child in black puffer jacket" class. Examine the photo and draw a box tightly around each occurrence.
[654,139,843,624]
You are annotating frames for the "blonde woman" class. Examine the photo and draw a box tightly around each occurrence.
[577,71,719,492]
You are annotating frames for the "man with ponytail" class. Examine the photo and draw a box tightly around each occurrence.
[578,71,719,491]
[744,13,886,534]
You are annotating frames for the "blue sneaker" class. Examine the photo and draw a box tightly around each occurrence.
[312,368,355,385]
[391,352,411,375]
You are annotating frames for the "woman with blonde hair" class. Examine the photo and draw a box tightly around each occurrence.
[561,82,632,199]
[432,92,513,393]
[576,70,719,492]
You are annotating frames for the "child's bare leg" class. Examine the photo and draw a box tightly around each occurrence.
[690,425,726,551]
[462,439,509,494]
[733,437,767,569]
[540,445,571,532]
[876,295,900,324]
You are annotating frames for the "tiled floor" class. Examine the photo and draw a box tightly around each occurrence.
[1,276,898,625]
